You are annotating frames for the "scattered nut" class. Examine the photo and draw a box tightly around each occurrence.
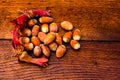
[56,45,66,58]
[39,16,54,23]
[55,33,62,45]
[19,37,30,44]
[21,28,31,37]
[61,21,73,30]
[49,22,58,32]
[73,29,81,41]
[38,32,47,42]
[44,32,56,45]
[23,43,34,51]
[70,40,80,50]
[31,36,40,46]
[48,42,58,51]
[32,25,39,36]
[33,46,41,57]
[28,19,38,27]
[63,31,72,43]
[41,24,49,33]
[41,44,50,57]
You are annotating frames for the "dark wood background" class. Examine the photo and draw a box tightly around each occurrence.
[0,0,120,79]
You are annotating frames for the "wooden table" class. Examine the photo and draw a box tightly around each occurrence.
[0,0,120,79]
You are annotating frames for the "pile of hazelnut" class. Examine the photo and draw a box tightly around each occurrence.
[11,10,81,67]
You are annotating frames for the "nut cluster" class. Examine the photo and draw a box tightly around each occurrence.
[19,16,81,59]
[11,9,82,67]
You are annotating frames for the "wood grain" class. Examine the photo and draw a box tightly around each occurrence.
[0,0,120,79]
[0,0,120,41]
[0,40,120,79]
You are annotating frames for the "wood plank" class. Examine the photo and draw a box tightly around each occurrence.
[0,0,120,40]
[0,40,120,79]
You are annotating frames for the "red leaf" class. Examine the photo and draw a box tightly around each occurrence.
[31,56,48,67]
[11,14,29,26]
[12,25,21,48]
[32,10,50,17]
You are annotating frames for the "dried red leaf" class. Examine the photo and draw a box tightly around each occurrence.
[11,14,29,26]
[31,57,48,67]
[12,25,21,49]
[32,10,50,17]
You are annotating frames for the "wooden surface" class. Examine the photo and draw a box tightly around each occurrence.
[0,40,120,80]
[0,0,120,40]
[0,0,120,80]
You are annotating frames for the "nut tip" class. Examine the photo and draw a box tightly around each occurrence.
[63,37,69,43]
[74,43,80,49]
[73,35,81,41]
